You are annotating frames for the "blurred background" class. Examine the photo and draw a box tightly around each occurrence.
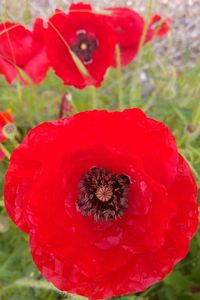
[1,0,200,67]
[0,1,200,300]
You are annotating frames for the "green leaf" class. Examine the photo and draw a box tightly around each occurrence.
[164,270,191,293]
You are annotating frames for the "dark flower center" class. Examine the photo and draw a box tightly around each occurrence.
[77,167,131,221]
[71,31,98,64]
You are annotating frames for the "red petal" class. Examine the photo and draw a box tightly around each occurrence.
[146,14,172,41]
[0,20,49,85]
[0,56,17,83]
[69,2,93,12]
[103,7,145,67]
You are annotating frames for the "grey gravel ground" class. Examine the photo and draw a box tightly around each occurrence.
[0,0,200,68]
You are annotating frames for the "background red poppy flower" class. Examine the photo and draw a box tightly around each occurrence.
[0,111,14,143]
[103,7,145,67]
[146,14,172,42]
[0,18,49,84]
[46,3,116,89]
[4,109,198,299]
[104,8,172,67]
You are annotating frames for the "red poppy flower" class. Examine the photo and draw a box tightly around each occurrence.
[0,18,49,84]
[104,8,171,67]
[103,7,144,67]
[46,3,116,89]
[4,109,198,299]
[0,111,14,143]
[146,14,172,41]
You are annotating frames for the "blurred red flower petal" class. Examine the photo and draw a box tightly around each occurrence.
[146,14,172,41]
[0,19,49,84]
[4,109,198,299]
[103,8,172,67]
[104,7,145,67]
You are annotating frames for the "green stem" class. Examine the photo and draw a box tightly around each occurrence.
[4,0,8,18]
[179,149,200,181]
[91,85,97,109]
[116,45,123,110]
[17,78,23,104]
[138,0,153,53]
[187,125,200,144]
[9,138,19,148]
[0,278,86,299]
[141,284,157,297]
[129,0,153,108]
[70,98,79,114]
[170,101,188,125]
[0,144,11,160]
[193,102,200,124]
[142,95,156,112]
[17,83,37,128]
[15,127,22,141]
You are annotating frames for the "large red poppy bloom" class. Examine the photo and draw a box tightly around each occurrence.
[0,18,49,84]
[46,3,116,89]
[4,109,198,299]
[104,8,171,67]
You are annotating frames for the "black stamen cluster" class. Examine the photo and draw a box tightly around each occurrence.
[71,32,98,64]
[77,167,130,221]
